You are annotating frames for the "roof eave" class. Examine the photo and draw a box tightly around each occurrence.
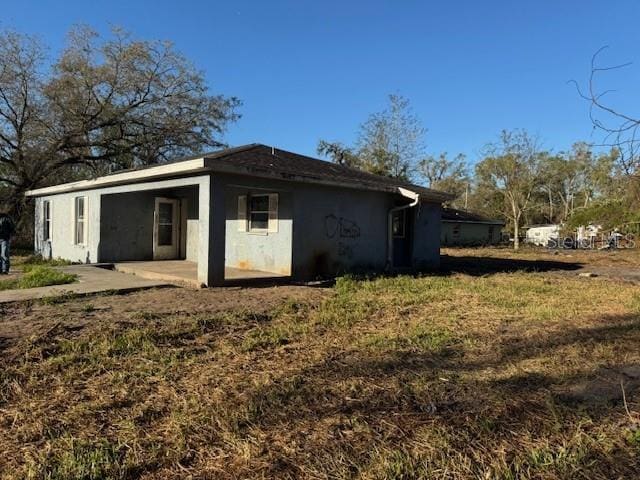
[25,158,207,197]
[203,158,454,202]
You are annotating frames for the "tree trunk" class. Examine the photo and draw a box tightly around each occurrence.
[514,222,520,250]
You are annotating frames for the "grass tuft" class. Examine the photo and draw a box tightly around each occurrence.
[26,437,128,480]
[0,266,77,291]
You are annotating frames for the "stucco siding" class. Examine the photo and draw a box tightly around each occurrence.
[224,180,293,276]
[214,173,441,280]
[291,185,392,279]
[33,171,443,284]
[34,191,101,263]
[441,222,502,246]
[412,202,442,269]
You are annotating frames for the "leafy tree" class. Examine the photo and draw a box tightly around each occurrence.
[475,130,543,249]
[0,26,240,229]
[356,94,425,180]
[418,152,469,207]
[317,94,426,181]
[536,143,619,224]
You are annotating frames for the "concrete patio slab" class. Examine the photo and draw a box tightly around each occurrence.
[0,265,170,304]
[114,261,200,287]
[113,260,289,287]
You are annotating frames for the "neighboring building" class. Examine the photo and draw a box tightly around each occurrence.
[576,224,602,247]
[441,208,504,246]
[26,144,453,286]
[524,224,561,247]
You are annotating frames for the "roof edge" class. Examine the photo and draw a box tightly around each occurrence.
[25,158,206,197]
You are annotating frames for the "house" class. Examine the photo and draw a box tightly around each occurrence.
[26,144,453,286]
[441,208,505,246]
[524,224,561,247]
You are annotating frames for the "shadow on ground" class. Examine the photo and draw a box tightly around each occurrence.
[440,254,583,276]
[234,312,640,477]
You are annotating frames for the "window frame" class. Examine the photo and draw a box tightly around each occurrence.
[392,209,406,238]
[74,196,88,246]
[238,193,279,234]
[248,194,270,233]
[43,200,52,242]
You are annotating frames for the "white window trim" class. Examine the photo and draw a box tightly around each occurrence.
[239,193,279,234]
[73,196,88,246]
[43,200,52,242]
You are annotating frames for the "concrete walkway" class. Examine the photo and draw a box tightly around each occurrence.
[0,265,170,304]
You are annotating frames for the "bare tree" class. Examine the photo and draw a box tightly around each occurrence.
[0,26,240,227]
[574,47,639,174]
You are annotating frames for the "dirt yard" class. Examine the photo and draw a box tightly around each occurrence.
[1,247,640,479]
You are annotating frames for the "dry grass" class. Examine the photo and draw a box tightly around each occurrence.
[1,250,640,479]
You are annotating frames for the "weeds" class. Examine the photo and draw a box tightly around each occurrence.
[2,251,640,479]
[25,437,128,480]
[0,266,77,291]
[19,254,73,268]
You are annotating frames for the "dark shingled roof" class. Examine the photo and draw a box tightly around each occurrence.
[28,143,454,201]
[441,207,505,225]
[201,144,453,202]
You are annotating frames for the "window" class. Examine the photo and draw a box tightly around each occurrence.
[157,202,174,246]
[43,200,52,241]
[392,210,406,238]
[249,194,269,231]
[238,193,278,233]
[74,196,87,245]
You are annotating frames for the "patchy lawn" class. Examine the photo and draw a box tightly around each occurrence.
[0,266,77,291]
[1,249,640,479]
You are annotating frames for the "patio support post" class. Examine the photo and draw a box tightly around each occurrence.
[197,175,226,286]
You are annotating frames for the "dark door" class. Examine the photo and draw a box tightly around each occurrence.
[392,209,413,268]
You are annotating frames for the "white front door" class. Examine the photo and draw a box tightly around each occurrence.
[153,197,180,260]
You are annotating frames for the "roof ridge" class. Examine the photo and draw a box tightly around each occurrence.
[259,144,439,193]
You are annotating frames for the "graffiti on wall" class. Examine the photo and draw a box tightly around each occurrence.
[324,214,361,240]
[324,214,361,257]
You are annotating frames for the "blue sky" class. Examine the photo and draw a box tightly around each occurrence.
[4,1,640,164]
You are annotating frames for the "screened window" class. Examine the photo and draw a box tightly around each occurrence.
[74,196,87,245]
[238,193,278,233]
[249,194,270,231]
[43,200,52,241]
